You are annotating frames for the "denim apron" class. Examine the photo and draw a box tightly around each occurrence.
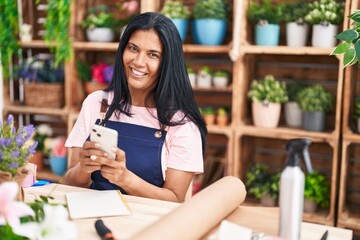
[89,96,166,194]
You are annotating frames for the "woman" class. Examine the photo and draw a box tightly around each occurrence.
[63,12,207,203]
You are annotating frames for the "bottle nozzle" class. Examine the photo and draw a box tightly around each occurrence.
[286,138,313,173]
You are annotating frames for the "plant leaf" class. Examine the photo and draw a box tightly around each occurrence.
[355,39,360,61]
[343,48,356,68]
[330,42,350,55]
[336,29,359,41]
[350,10,360,22]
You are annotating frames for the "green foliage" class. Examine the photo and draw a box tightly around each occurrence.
[297,84,334,112]
[199,65,212,75]
[286,82,307,102]
[331,10,360,68]
[282,1,309,23]
[247,75,288,103]
[76,60,92,82]
[200,107,215,115]
[0,0,19,79]
[36,58,65,83]
[0,224,24,240]
[82,4,117,29]
[246,0,285,24]
[353,95,360,119]
[187,67,195,73]
[265,172,280,201]
[193,0,229,19]
[42,0,72,67]
[213,70,229,77]
[161,0,191,19]
[217,107,228,116]
[304,171,330,208]
[304,0,344,25]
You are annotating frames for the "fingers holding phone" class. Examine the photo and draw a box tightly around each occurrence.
[90,125,118,160]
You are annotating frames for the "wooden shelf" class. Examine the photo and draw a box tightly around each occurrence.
[240,45,335,56]
[192,85,232,93]
[183,44,231,53]
[236,125,338,143]
[4,104,68,116]
[20,40,55,48]
[207,125,233,137]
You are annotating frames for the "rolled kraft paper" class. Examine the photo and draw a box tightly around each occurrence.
[132,176,247,240]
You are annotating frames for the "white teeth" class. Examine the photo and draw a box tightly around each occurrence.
[131,68,146,76]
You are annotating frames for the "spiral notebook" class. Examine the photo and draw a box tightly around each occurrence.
[66,190,132,219]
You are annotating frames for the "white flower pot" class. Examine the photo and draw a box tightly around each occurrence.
[252,102,281,128]
[213,76,229,88]
[188,73,196,87]
[197,73,212,88]
[311,24,338,48]
[286,22,309,47]
[86,28,115,42]
[284,102,303,127]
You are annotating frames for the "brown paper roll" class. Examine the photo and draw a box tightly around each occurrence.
[132,176,247,240]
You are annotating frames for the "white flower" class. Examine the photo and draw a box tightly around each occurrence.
[37,124,53,137]
[13,204,77,240]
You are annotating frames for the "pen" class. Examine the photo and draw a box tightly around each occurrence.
[95,219,115,240]
[320,230,328,240]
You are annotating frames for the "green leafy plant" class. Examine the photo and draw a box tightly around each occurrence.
[213,70,229,77]
[187,67,195,74]
[286,82,307,102]
[304,0,344,25]
[35,57,65,83]
[82,4,117,29]
[245,163,270,199]
[248,75,288,103]
[42,0,72,67]
[264,172,280,201]
[331,10,360,68]
[76,60,92,83]
[193,0,229,19]
[217,107,228,116]
[198,65,212,75]
[161,0,191,19]
[304,171,330,208]
[0,0,19,78]
[201,107,215,115]
[297,84,334,112]
[283,1,309,23]
[246,0,285,25]
[353,95,360,119]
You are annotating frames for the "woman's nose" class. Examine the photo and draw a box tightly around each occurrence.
[133,53,146,67]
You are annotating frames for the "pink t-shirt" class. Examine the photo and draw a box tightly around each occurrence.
[65,91,204,179]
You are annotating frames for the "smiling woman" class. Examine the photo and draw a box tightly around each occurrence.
[63,12,208,203]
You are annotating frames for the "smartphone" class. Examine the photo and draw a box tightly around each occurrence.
[90,125,118,160]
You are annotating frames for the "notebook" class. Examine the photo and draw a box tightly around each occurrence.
[66,190,132,219]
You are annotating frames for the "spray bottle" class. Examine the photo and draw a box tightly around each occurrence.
[279,138,313,240]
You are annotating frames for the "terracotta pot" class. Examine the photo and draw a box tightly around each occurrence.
[27,151,44,171]
[216,115,228,127]
[84,82,108,95]
[204,114,216,125]
[304,198,317,213]
[261,193,276,207]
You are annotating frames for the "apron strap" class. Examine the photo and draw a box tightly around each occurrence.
[99,91,109,126]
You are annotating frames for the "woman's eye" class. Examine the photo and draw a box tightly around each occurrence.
[149,53,160,59]
[128,45,137,52]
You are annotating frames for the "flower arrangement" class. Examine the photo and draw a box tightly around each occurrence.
[0,181,77,239]
[116,0,140,26]
[32,124,53,153]
[304,0,344,25]
[0,114,37,176]
[92,63,114,84]
[44,136,67,158]
[81,4,117,30]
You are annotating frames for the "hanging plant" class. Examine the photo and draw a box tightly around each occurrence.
[42,0,72,66]
[0,0,19,78]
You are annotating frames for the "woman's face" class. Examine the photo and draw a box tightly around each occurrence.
[122,29,163,104]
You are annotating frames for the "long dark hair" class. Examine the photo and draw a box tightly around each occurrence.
[103,12,207,154]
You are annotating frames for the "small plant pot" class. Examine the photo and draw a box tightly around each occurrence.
[304,198,317,213]
[216,115,228,127]
[27,151,44,172]
[284,102,303,127]
[357,118,360,133]
[255,23,280,46]
[204,114,216,125]
[213,76,229,88]
[86,28,115,42]
[192,19,227,45]
[188,73,196,87]
[197,74,212,88]
[260,193,276,207]
[302,111,326,132]
[252,102,281,128]
[171,18,188,43]
[286,22,309,47]
[49,156,67,176]
[84,82,108,95]
[311,24,338,48]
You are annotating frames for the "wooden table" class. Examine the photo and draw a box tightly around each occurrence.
[24,184,353,240]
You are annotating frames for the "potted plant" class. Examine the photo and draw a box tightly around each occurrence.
[187,67,196,87]
[201,107,216,125]
[297,84,334,132]
[47,136,68,176]
[352,95,360,133]
[0,1,19,78]
[304,171,330,213]
[192,0,229,45]
[245,163,272,203]
[216,107,229,126]
[82,4,117,42]
[22,54,65,108]
[213,70,230,88]
[197,66,212,88]
[261,172,280,206]
[246,0,285,46]
[283,1,310,47]
[284,82,307,127]
[247,75,288,128]
[304,0,344,48]
[331,10,360,68]
[160,0,191,42]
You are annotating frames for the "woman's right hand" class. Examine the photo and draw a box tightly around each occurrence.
[77,141,107,174]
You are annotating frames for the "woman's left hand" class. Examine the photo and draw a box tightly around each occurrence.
[100,147,129,186]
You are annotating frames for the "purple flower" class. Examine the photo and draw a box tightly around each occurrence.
[0,150,2,160]
[15,134,24,146]
[103,65,114,83]
[28,142,38,155]
[11,150,20,158]
[8,162,19,169]
[7,114,14,125]
[0,138,12,147]
[23,125,35,142]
